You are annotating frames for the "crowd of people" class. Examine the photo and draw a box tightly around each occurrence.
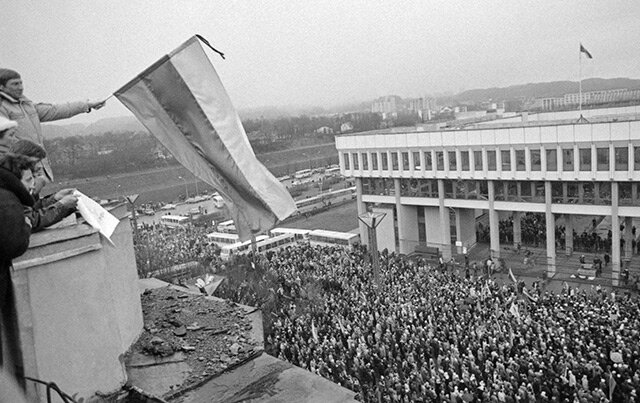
[215,243,640,402]
[133,223,221,277]
[481,212,640,258]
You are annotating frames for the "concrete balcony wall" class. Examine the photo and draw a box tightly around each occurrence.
[11,211,143,402]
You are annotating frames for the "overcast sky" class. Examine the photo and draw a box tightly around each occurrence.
[2,1,639,123]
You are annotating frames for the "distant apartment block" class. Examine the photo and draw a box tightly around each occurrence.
[536,88,640,111]
[407,97,438,114]
[371,96,402,115]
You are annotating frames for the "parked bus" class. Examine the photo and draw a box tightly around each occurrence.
[308,229,360,248]
[324,166,341,177]
[294,168,313,179]
[205,231,240,247]
[255,233,296,254]
[269,227,311,242]
[219,235,269,261]
[216,219,237,233]
[160,215,191,228]
[295,186,356,215]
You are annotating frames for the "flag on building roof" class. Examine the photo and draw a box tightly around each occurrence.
[580,43,593,59]
[114,35,296,241]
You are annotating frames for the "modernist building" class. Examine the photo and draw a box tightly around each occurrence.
[336,108,640,285]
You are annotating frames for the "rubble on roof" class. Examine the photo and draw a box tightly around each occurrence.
[125,287,262,398]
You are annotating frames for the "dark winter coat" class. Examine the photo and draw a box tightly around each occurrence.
[0,166,34,308]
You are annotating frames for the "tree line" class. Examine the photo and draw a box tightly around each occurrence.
[42,112,413,180]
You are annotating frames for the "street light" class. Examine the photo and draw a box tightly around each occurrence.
[358,208,387,288]
[178,175,189,199]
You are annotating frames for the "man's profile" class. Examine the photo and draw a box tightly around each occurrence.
[0,68,105,181]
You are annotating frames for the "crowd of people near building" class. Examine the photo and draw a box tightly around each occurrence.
[213,243,640,402]
[481,213,640,258]
[133,223,221,277]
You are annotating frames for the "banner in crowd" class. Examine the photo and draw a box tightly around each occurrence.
[114,36,296,240]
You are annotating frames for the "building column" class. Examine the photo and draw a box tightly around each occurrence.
[512,211,522,247]
[438,180,452,260]
[398,205,419,255]
[488,180,500,259]
[611,183,620,286]
[578,183,585,203]
[355,178,368,246]
[394,178,402,254]
[456,208,477,250]
[624,216,633,262]
[545,181,556,277]
[565,214,574,256]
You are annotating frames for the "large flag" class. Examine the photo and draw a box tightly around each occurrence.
[580,43,593,59]
[114,36,296,240]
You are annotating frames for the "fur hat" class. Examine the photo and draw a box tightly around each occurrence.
[0,115,17,132]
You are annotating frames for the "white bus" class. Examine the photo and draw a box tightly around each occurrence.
[324,166,341,176]
[160,215,190,228]
[295,186,356,215]
[269,227,311,242]
[294,169,313,179]
[206,231,240,247]
[256,233,296,254]
[216,219,237,233]
[219,235,269,261]
[308,229,360,248]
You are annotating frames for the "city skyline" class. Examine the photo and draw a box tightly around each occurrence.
[2,1,639,123]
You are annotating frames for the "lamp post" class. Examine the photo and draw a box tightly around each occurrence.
[178,175,189,200]
[124,193,140,240]
[358,208,387,288]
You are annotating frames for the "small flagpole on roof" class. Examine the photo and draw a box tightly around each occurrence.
[579,44,583,112]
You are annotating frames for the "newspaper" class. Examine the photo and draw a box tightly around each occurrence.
[73,190,119,246]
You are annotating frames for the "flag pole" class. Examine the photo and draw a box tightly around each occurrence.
[579,46,583,112]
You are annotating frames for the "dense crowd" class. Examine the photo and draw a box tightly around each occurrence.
[218,243,640,402]
[480,213,639,257]
[133,224,221,277]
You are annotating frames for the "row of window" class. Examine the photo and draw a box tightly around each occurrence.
[344,145,639,173]
[362,178,640,206]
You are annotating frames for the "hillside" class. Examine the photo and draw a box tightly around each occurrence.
[455,77,640,102]
[40,77,640,138]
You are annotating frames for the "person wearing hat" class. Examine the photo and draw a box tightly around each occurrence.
[0,116,17,154]
[0,68,106,182]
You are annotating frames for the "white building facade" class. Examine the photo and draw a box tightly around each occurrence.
[336,114,640,285]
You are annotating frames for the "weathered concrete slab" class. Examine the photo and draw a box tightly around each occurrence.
[138,278,172,293]
[177,353,358,403]
[127,360,191,397]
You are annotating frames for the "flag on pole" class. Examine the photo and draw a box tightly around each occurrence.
[522,287,539,303]
[608,371,616,401]
[580,43,593,59]
[114,36,296,241]
[509,267,518,284]
[509,302,521,322]
[311,319,319,343]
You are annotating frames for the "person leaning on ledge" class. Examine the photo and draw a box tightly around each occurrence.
[0,68,106,182]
